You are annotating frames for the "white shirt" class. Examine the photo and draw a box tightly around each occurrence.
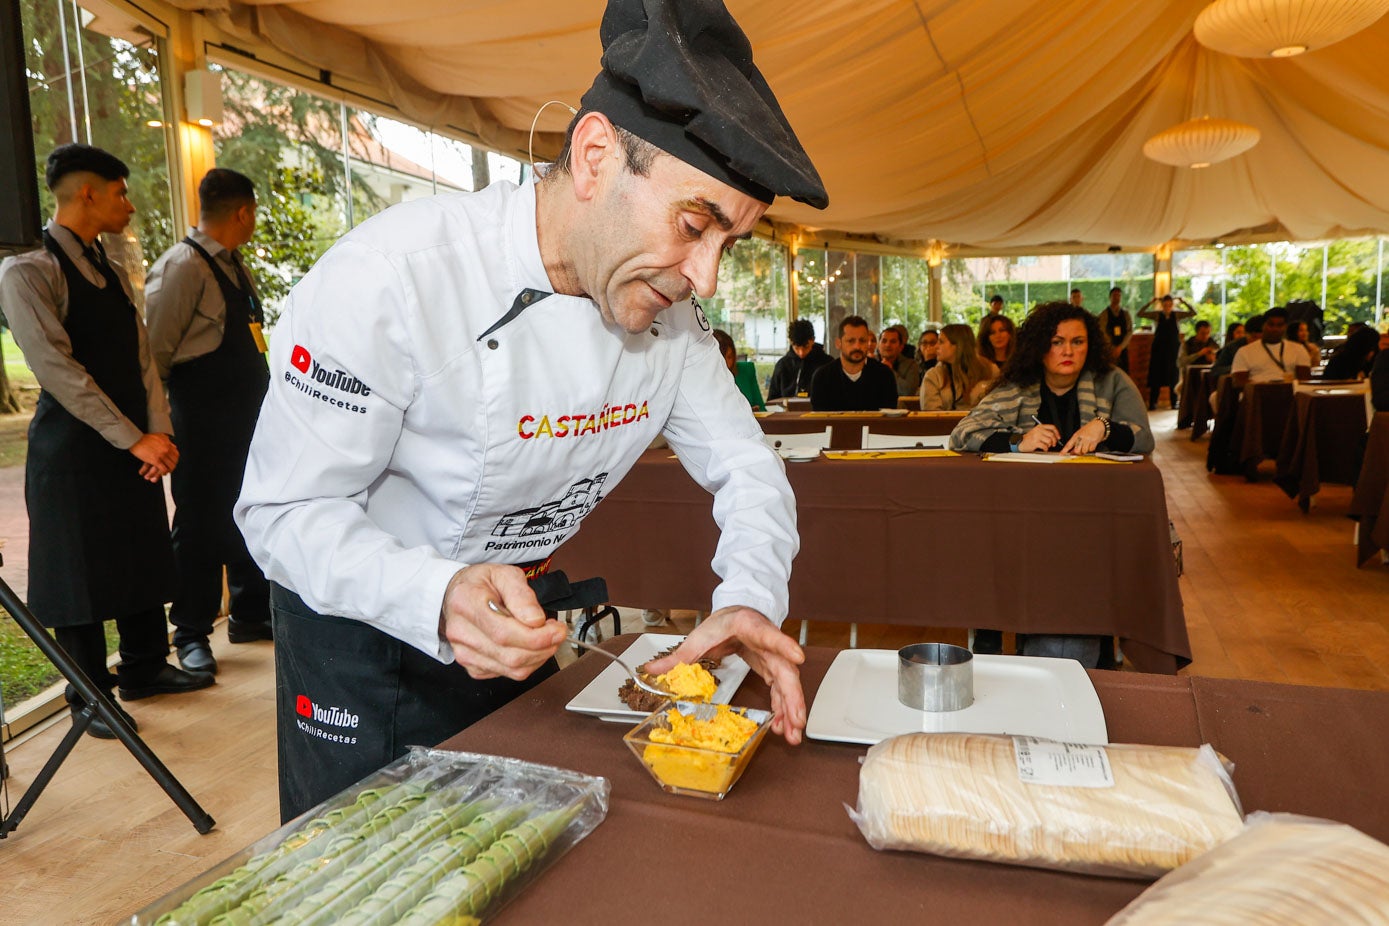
[1232,339,1298,382]
[235,179,798,662]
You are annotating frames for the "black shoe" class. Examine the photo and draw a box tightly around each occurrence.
[73,700,139,740]
[177,641,218,675]
[227,619,274,643]
[118,664,215,701]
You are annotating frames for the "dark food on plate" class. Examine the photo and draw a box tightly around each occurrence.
[616,646,721,711]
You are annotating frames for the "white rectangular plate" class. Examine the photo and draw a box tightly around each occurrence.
[806,650,1108,745]
[564,633,751,723]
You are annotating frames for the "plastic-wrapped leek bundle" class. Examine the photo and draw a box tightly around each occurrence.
[850,733,1244,878]
[1107,813,1389,925]
[132,748,610,926]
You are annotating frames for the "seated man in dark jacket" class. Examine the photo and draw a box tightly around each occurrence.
[810,315,899,411]
[766,318,833,399]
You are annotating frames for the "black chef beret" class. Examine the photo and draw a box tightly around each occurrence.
[580,0,828,209]
[46,144,129,190]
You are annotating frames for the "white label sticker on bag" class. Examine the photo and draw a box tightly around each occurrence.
[1013,736,1115,788]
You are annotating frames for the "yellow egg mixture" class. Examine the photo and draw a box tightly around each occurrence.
[642,704,761,793]
[653,662,719,701]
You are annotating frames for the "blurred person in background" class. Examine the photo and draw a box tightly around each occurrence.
[920,324,997,411]
[978,313,1015,368]
[766,318,832,399]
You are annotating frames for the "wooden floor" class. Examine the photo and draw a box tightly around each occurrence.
[3,408,1386,925]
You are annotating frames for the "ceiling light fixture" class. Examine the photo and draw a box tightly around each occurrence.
[1194,0,1389,58]
[1143,116,1261,169]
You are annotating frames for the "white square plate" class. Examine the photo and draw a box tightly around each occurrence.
[564,633,751,723]
[805,650,1108,745]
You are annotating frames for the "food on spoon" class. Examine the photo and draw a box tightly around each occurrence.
[615,646,721,711]
[654,662,718,702]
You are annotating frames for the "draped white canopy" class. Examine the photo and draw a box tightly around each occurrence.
[167,0,1389,252]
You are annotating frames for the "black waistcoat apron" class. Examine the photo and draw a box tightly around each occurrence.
[25,230,174,627]
[166,239,270,558]
[1105,308,1130,371]
[1148,311,1181,390]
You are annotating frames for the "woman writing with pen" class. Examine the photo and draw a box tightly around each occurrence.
[949,301,1154,455]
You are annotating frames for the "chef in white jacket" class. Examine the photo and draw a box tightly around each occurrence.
[236,0,830,820]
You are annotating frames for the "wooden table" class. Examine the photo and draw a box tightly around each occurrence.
[758,410,966,449]
[439,640,1389,926]
[552,450,1189,673]
[1274,389,1370,511]
[1350,412,1389,566]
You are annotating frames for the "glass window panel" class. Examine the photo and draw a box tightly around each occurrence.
[213,66,348,321]
[704,236,788,389]
[21,0,175,306]
[794,246,829,343]
[879,255,931,340]
[429,134,477,192]
[345,107,441,224]
[487,151,522,186]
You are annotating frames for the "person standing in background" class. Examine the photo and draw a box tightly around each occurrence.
[1098,287,1132,372]
[0,144,213,738]
[145,168,273,675]
[1138,293,1195,410]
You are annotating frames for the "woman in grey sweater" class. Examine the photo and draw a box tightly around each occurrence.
[950,302,1154,454]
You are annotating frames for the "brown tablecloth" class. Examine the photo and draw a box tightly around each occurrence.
[552,450,1189,673]
[1177,366,1212,433]
[1274,391,1369,511]
[759,411,965,449]
[1349,412,1389,566]
[441,640,1389,926]
[1207,380,1293,477]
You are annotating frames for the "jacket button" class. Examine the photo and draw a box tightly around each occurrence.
[521,291,532,304]
[487,339,499,350]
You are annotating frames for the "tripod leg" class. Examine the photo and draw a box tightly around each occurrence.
[0,706,94,837]
[0,567,216,837]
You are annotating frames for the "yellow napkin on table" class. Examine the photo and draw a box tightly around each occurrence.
[823,449,960,460]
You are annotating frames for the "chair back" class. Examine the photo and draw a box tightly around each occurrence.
[860,427,946,449]
[763,426,833,451]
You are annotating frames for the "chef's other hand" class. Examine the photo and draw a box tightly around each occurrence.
[645,606,807,746]
[130,432,178,481]
[441,564,566,681]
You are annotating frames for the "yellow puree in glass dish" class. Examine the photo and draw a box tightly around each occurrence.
[643,704,760,792]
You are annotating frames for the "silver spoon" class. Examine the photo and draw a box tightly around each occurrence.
[486,600,677,701]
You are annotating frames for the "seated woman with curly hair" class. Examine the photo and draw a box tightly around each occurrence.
[950,301,1154,455]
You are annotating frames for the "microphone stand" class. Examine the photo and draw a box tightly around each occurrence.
[0,555,214,837]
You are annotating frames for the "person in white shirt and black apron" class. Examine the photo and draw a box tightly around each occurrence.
[146,169,272,676]
[0,145,214,739]
[237,0,830,821]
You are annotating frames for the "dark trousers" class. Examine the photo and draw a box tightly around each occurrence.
[54,605,169,700]
[169,548,270,646]
[270,583,558,823]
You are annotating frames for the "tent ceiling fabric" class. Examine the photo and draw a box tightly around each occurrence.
[172,0,1389,252]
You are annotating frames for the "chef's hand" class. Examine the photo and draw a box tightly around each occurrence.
[1018,423,1060,452]
[644,606,807,745]
[130,432,178,481]
[440,564,567,680]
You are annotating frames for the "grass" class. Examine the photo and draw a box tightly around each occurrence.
[0,330,119,714]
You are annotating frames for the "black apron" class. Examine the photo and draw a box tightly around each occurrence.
[1148,312,1181,391]
[25,231,175,627]
[166,240,269,561]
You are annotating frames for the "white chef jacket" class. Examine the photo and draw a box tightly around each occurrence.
[235,178,798,663]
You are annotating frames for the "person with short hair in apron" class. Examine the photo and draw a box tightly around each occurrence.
[0,145,213,739]
[146,168,272,676]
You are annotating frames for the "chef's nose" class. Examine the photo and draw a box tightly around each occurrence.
[681,243,721,301]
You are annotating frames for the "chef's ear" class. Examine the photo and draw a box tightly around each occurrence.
[568,111,620,203]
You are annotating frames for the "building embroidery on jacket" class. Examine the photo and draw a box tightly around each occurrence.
[486,475,607,550]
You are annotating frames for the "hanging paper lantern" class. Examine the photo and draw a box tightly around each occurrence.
[1143,117,1261,169]
[1194,0,1389,58]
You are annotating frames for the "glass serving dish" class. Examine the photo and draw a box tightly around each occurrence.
[623,703,773,800]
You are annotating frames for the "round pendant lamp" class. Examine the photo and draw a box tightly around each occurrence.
[1194,0,1389,58]
[1142,117,1261,169]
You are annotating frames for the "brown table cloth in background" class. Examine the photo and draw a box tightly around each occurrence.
[1274,391,1370,511]
[1350,412,1389,566]
[552,450,1189,673]
[1177,366,1212,432]
[1236,381,1294,475]
[439,639,1389,926]
[759,410,965,449]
